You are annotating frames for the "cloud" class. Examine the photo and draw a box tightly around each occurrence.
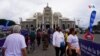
[0,0,99,28]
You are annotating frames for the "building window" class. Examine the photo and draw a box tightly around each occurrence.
[26,25,28,28]
[56,24,58,27]
[38,24,39,27]
[73,24,74,28]
[31,25,33,27]
[62,24,65,29]
[41,24,42,29]
[68,24,70,28]
[53,24,55,29]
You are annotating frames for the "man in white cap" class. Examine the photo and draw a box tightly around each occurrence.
[2,25,27,56]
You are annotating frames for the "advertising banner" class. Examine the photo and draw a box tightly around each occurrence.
[79,38,100,56]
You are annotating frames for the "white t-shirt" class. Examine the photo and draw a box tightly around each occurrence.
[3,33,26,56]
[67,34,79,49]
[53,31,65,47]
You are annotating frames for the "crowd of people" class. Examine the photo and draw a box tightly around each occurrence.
[53,27,80,56]
[2,25,82,56]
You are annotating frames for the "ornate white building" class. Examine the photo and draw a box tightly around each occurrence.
[20,4,75,30]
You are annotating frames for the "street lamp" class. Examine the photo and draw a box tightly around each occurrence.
[77,19,80,28]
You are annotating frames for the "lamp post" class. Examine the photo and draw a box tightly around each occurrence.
[73,18,76,28]
[77,19,80,28]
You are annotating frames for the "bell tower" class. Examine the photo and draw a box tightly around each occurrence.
[43,3,53,29]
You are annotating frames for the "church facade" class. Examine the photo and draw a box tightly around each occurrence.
[20,4,75,30]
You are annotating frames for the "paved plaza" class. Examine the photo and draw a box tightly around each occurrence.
[28,43,55,56]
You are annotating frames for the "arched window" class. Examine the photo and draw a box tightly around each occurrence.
[31,25,33,27]
[26,25,28,28]
[62,24,65,29]
[68,24,70,28]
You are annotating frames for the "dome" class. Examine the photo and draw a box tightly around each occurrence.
[34,12,42,17]
[53,12,62,17]
[60,17,70,21]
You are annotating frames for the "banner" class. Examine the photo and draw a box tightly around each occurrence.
[0,38,5,47]
[79,38,100,56]
[89,10,96,33]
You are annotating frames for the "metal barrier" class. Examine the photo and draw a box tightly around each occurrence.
[79,38,100,56]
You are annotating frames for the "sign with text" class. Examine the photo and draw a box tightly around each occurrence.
[79,38,100,56]
[89,10,96,33]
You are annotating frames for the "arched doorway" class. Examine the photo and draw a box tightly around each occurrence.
[46,24,50,29]
[62,24,65,30]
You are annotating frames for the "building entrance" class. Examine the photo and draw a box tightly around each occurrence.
[46,24,50,29]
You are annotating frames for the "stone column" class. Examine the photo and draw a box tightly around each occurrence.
[58,17,60,27]
[52,15,53,29]
[42,14,44,30]
[74,21,75,28]
[36,15,38,29]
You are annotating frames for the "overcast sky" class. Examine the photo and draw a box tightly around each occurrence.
[0,0,100,28]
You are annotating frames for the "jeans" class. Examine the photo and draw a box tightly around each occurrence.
[55,47,65,56]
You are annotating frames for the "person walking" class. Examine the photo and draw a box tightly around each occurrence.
[42,31,49,50]
[2,25,27,56]
[36,29,42,46]
[29,28,36,50]
[48,28,54,44]
[64,29,69,56]
[83,29,94,41]
[65,29,69,47]
[67,28,80,56]
[53,27,65,56]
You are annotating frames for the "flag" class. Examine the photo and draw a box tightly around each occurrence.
[89,10,96,33]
